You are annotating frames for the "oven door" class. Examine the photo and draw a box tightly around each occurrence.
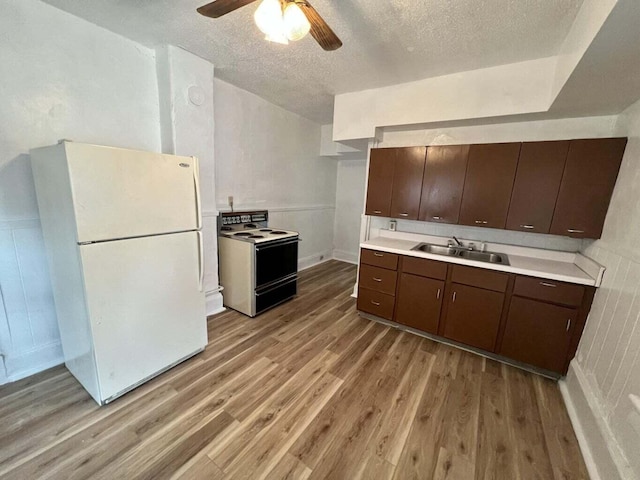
[254,237,299,289]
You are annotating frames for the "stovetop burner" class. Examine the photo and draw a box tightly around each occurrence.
[234,232,252,237]
[271,231,288,235]
[259,229,273,232]
[248,235,265,239]
[245,224,258,229]
[221,226,232,231]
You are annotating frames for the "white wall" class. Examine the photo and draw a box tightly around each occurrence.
[333,159,367,264]
[0,0,161,383]
[214,79,338,269]
[562,98,640,480]
[368,115,619,252]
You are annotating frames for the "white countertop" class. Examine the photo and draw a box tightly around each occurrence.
[360,232,605,287]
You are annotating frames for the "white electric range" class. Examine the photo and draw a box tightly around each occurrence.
[218,211,299,317]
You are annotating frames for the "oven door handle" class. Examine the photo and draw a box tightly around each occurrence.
[255,238,300,252]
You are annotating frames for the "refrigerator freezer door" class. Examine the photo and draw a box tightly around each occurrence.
[65,143,200,243]
[79,231,206,403]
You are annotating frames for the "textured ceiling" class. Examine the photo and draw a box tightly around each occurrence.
[42,0,584,123]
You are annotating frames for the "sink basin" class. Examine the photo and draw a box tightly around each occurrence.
[411,243,510,265]
[411,243,460,256]
[457,250,509,265]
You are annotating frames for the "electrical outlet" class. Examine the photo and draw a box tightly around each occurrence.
[228,196,234,211]
[320,255,324,261]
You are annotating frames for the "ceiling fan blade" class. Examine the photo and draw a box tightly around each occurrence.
[197,0,259,19]
[298,1,343,51]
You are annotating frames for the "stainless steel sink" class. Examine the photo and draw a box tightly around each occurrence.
[411,243,510,265]
[457,250,509,265]
[411,243,460,256]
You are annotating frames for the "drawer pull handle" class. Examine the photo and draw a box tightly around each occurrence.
[566,318,572,332]
[371,301,381,306]
[540,282,557,288]
[452,291,457,303]
[373,277,382,282]
[433,216,441,220]
[399,213,409,217]
[475,220,488,225]
[437,288,441,299]
[521,225,535,229]
[374,253,384,257]
[373,210,382,214]
[567,229,585,234]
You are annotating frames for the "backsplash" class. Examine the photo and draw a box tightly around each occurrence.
[369,216,588,252]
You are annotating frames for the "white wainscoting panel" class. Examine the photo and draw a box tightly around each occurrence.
[0,219,63,384]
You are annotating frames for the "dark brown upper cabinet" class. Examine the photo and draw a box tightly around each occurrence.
[418,145,469,224]
[506,141,570,234]
[458,143,521,229]
[365,148,397,217]
[389,147,427,220]
[550,138,627,238]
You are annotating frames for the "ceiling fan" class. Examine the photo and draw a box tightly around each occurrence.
[197,0,342,51]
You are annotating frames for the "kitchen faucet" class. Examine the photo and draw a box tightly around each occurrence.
[449,236,475,251]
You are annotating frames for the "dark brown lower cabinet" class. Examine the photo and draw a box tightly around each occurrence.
[500,297,577,373]
[442,284,504,351]
[357,287,395,320]
[395,273,444,334]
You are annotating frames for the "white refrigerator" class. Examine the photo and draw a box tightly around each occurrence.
[31,141,207,405]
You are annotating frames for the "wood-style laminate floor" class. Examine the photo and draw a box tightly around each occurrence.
[0,260,588,480]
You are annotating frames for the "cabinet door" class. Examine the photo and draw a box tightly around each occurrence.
[506,141,569,234]
[418,145,469,224]
[550,138,627,238]
[459,143,521,229]
[500,297,577,373]
[443,284,504,351]
[389,147,427,220]
[365,148,396,217]
[395,274,444,334]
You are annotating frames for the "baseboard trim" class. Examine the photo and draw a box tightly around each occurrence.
[332,249,358,264]
[559,361,633,480]
[1,342,64,385]
[206,291,225,317]
[299,251,333,271]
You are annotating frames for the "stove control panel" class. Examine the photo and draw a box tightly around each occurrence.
[221,211,268,226]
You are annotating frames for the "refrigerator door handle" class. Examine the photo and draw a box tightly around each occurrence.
[197,231,204,292]
[192,156,202,230]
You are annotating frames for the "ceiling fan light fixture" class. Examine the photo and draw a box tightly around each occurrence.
[283,2,311,41]
[254,0,284,37]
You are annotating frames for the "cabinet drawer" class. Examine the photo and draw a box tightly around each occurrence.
[401,256,447,280]
[450,265,509,293]
[357,287,395,320]
[361,249,399,270]
[358,264,397,295]
[513,276,585,307]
